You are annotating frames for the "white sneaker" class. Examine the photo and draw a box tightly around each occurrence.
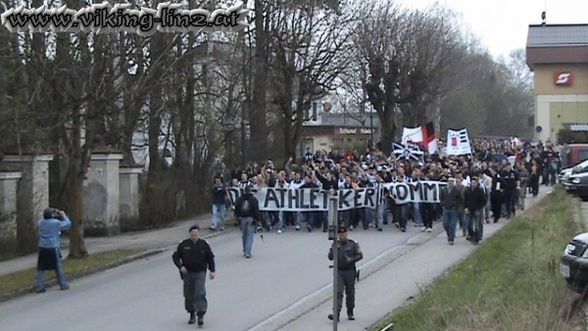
[421,227,427,232]
[295,225,300,230]
[277,229,283,234]
[426,227,432,233]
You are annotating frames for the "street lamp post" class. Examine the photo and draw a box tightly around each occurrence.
[328,195,339,331]
[241,119,246,169]
[370,111,374,149]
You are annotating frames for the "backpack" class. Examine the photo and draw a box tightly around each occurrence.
[240,198,251,214]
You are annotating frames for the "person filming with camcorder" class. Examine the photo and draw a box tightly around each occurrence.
[36,207,72,293]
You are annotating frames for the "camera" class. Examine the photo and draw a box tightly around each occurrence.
[53,209,64,220]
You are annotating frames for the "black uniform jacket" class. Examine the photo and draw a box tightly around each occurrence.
[173,238,215,273]
[329,239,363,270]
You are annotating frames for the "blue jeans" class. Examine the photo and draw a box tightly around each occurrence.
[360,208,372,229]
[504,190,515,218]
[37,248,68,291]
[443,208,458,242]
[240,217,256,257]
[459,211,467,236]
[484,196,491,221]
[376,200,389,229]
[304,212,318,230]
[399,204,410,230]
[276,210,285,231]
[466,210,483,242]
[211,204,226,229]
[412,202,423,226]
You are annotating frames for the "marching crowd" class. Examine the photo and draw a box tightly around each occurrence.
[179,137,563,325]
[209,137,562,245]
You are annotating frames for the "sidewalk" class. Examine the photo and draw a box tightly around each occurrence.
[0,211,231,277]
[251,189,551,331]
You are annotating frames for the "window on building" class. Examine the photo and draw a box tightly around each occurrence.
[312,102,318,121]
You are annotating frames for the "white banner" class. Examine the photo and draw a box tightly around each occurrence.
[402,126,423,144]
[446,128,472,155]
[383,181,446,205]
[226,181,447,211]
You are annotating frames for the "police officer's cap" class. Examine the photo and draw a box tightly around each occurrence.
[338,225,348,233]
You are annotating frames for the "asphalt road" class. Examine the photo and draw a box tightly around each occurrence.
[0,224,425,331]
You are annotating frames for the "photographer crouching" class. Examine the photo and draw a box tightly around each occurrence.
[36,207,71,293]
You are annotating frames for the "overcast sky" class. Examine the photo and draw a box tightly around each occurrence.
[398,0,588,59]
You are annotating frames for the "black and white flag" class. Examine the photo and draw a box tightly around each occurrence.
[446,128,472,155]
[392,142,424,162]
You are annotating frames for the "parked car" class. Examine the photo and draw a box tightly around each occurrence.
[560,159,588,183]
[561,232,588,293]
[563,172,588,199]
[561,144,588,169]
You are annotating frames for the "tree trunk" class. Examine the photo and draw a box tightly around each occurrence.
[66,101,88,258]
[378,110,396,155]
[250,0,269,162]
[66,168,88,258]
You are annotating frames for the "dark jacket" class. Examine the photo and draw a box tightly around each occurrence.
[328,239,363,270]
[234,193,261,221]
[212,183,226,205]
[316,172,338,190]
[464,186,486,211]
[172,238,215,273]
[502,170,519,191]
[440,185,463,210]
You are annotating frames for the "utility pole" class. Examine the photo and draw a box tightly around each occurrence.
[328,195,339,330]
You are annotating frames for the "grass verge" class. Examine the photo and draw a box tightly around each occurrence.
[375,188,585,331]
[0,249,147,301]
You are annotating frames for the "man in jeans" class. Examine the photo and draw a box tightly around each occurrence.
[234,183,261,258]
[440,177,463,245]
[36,208,71,293]
[210,176,227,231]
[464,177,486,244]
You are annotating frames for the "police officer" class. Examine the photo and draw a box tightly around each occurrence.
[172,224,216,326]
[328,224,363,322]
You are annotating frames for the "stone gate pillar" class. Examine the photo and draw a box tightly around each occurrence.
[3,154,53,253]
[0,171,22,251]
[119,166,143,231]
[83,153,123,236]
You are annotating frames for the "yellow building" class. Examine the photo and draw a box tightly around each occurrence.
[526,24,588,142]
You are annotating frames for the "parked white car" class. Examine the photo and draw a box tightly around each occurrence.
[560,159,588,183]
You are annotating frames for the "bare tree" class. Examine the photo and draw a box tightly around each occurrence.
[269,0,354,161]
[356,1,464,153]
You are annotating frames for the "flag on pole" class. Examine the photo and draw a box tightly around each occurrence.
[446,128,472,155]
[392,142,424,162]
[402,126,423,144]
[401,122,437,154]
[422,122,437,154]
